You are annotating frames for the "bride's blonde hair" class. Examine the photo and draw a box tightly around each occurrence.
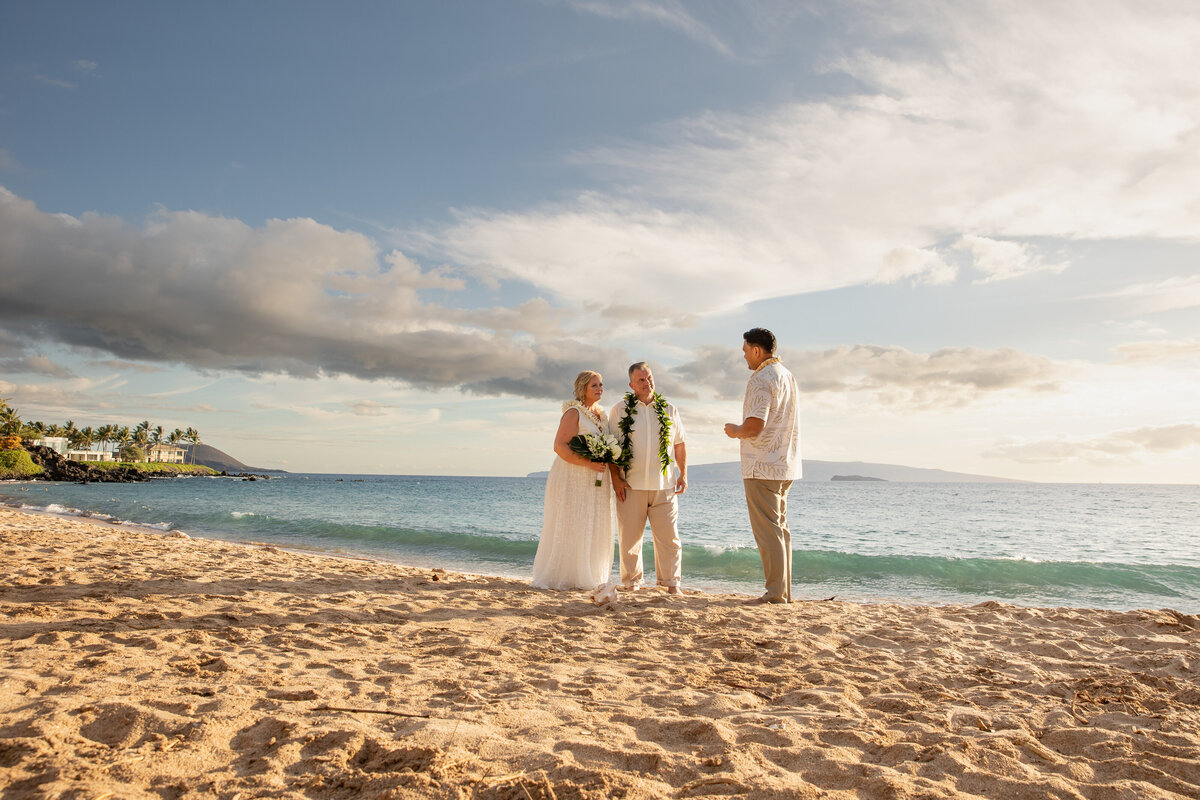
[573,370,602,404]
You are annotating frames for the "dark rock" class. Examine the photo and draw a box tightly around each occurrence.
[24,444,148,483]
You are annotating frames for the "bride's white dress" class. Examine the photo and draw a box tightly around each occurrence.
[531,407,616,590]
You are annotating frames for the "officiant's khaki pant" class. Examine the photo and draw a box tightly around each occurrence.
[744,479,793,603]
[616,488,681,588]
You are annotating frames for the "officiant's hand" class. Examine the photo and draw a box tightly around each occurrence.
[674,474,688,495]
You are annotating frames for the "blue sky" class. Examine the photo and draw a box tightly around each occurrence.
[3,1,1200,481]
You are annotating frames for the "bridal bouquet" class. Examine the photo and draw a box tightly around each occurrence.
[568,432,623,486]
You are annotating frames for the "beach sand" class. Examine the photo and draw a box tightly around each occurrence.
[1,507,1198,799]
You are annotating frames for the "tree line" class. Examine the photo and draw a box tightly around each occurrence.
[0,397,201,464]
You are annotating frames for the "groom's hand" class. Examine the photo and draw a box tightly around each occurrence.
[612,475,630,502]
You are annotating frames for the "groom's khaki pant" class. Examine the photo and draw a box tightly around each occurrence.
[616,488,681,588]
[744,479,794,603]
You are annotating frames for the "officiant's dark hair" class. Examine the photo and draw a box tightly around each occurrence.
[743,327,777,354]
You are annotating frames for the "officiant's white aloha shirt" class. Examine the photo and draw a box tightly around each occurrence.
[740,361,802,481]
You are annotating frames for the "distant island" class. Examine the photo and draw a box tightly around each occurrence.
[527,459,1022,483]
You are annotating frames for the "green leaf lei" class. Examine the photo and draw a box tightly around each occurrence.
[616,391,673,477]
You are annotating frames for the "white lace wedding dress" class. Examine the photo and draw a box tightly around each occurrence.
[531,406,616,590]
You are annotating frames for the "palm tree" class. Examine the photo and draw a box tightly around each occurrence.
[185,427,200,464]
[102,424,118,455]
[94,424,109,455]
[0,399,21,447]
[167,429,184,462]
[134,420,151,449]
[74,426,95,454]
[0,402,21,437]
[115,426,132,455]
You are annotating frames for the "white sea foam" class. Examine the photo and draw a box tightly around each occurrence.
[124,520,172,531]
[44,503,83,516]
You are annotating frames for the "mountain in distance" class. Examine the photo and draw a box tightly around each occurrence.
[689,460,1023,483]
[195,443,1013,482]
[527,460,1022,483]
[184,443,285,474]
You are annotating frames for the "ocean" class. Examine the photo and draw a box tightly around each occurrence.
[2,474,1198,613]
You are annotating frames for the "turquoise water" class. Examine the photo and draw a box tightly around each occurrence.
[2,475,1198,612]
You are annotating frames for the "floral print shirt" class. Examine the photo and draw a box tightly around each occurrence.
[740,361,802,480]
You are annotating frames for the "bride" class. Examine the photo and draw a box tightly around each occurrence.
[531,371,617,590]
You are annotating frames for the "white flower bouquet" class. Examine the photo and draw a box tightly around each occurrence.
[568,432,622,486]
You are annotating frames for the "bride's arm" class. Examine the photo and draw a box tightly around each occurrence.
[553,409,605,471]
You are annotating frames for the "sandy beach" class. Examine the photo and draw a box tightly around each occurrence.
[1,506,1198,799]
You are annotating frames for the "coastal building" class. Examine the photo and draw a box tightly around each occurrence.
[146,443,186,464]
[33,436,113,462]
[68,449,114,463]
[32,436,70,455]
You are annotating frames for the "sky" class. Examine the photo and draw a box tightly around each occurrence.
[2,0,1199,482]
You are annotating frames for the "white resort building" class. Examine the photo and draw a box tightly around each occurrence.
[33,437,113,462]
[33,437,186,464]
[146,443,187,464]
[69,449,114,463]
[32,436,70,456]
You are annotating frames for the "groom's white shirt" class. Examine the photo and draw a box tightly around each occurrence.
[609,397,687,491]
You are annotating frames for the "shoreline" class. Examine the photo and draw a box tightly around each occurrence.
[3,506,1199,799]
[4,492,1199,615]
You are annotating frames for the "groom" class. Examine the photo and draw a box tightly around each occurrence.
[608,362,688,594]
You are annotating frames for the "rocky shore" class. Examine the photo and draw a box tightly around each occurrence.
[20,445,264,483]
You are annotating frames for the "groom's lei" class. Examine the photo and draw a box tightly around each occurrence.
[616,392,673,476]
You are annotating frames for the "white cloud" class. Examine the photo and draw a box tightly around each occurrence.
[876,246,956,286]
[0,354,74,378]
[670,343,1063,406]
[986,424,1200,464]
[954,235,1068,283]
[422,1,1200,317]
[347,400,392,417]
[563,0,732,56]
[1104,319,1169,337]
[1114,339,1200,364]
[87,359,164,374]
[1098,275,1200,315]
[33,74,76,89]
[0,187,625,398]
